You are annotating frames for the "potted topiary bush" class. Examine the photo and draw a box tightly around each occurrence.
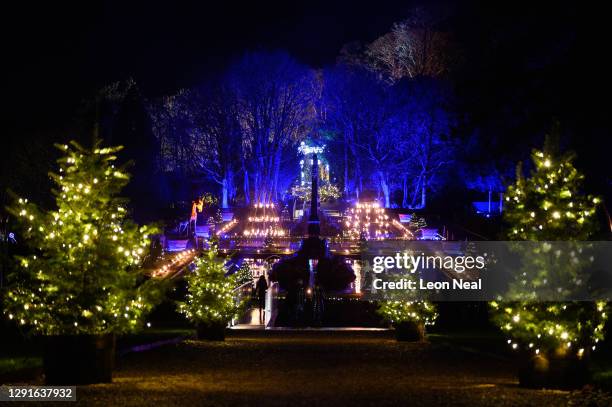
[491,136,609,389]
[2,140,165,385]
[378,300,437,341]
[179,245,243,340]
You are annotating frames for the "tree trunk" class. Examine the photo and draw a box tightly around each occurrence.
[343,133,349,196]
[407,172,426,210]
[354,160,362,200]
[409,174,422,209]
[420,179,426,209]
[221,178,229,209]
[254,169,261,204]
[228,170,236,203]
[243,168,250,205]
[402,174,409,208]
[272,149,282,202]
[379,171,391,208]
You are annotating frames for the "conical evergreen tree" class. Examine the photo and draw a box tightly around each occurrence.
[179,245,243,327]
[3,140,164,335]
[491,136,608,356]
[504,135,599,241]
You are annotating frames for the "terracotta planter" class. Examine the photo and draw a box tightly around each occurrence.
[43,334,115,385]
[196,322,226,341]
[394,321,425,342]
[518,353,590,389]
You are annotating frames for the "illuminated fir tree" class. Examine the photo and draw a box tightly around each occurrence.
[378,300,437,327]
[179,245,243,327]
[3,141,164,335]
[408,213,427,232]
[504,139,600,241]
[408,213,427,238]
[491,137,608,357]
[235,262,253,286]
[377,254,437,336]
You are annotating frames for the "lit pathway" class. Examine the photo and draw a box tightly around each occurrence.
[231,308,266,329]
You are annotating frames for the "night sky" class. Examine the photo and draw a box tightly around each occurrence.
[5,1,411,127]
[3,1,612,201]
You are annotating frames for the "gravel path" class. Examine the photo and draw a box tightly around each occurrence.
[24,331,609,406]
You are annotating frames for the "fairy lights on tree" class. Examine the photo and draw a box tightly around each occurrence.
[408,213,427,233]
[179,245,243,328]
[491,136,608,358]
[235,262,253,286]
[378,300,437,327]
[376,253,437,338]
[3,141,164,335]
[503,140,599,241]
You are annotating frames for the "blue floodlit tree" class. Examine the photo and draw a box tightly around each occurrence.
[227,51,316,204]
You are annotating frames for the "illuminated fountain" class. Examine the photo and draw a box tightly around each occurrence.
[270,153,355,295]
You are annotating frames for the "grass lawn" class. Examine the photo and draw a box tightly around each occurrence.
[0,356,42,375]
[0,327,194,378]
[593,368,612,391]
